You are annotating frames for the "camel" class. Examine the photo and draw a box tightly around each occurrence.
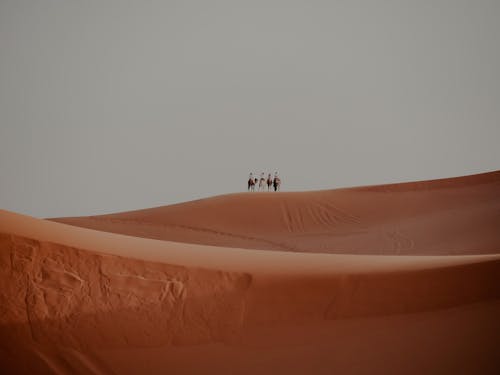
[273,176,281,191]
[248,172,281,192]
[266,174,273,191]
[259,173,266,191]
[248,176,256,191]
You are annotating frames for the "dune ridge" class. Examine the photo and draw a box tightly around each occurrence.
[1,171,499,374]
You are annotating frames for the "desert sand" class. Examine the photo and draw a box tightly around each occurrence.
[1,171,499,374]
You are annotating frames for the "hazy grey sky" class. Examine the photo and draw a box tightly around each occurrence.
[1,0,499,218]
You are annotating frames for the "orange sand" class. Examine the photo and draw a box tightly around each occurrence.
[1,171,499,374]
[53,171,500,255]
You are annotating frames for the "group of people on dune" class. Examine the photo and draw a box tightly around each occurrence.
[248,172,281,192]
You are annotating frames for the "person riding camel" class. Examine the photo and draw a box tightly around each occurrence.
[273,172,281,192]
[267,173,273,191]
[259,173,266,191]
[248,173,255,191]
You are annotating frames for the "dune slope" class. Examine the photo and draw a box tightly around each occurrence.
[1,171,499,374]
[52,171,500,255]
[1,212,499,374]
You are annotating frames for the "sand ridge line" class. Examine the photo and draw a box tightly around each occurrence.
[1,217,500,279]
[345,169,500,193]
[3,207,500,267]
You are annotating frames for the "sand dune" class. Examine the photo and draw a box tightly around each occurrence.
[1,171,499,374]
[52,170,500,255]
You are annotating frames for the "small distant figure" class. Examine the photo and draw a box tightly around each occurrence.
[273,172,281,191]
[266,173,273,191]
[248,171,281,192]
[248,173,256,191]
[259,173,266,191]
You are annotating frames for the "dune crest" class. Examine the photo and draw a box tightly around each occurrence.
[53,170,500,255]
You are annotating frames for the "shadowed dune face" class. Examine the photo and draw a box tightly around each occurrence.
[1,171,500,374]
[0,234,252,347]
[53,171,500,255]
[0,233,254,374]
[1,233,499,374]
